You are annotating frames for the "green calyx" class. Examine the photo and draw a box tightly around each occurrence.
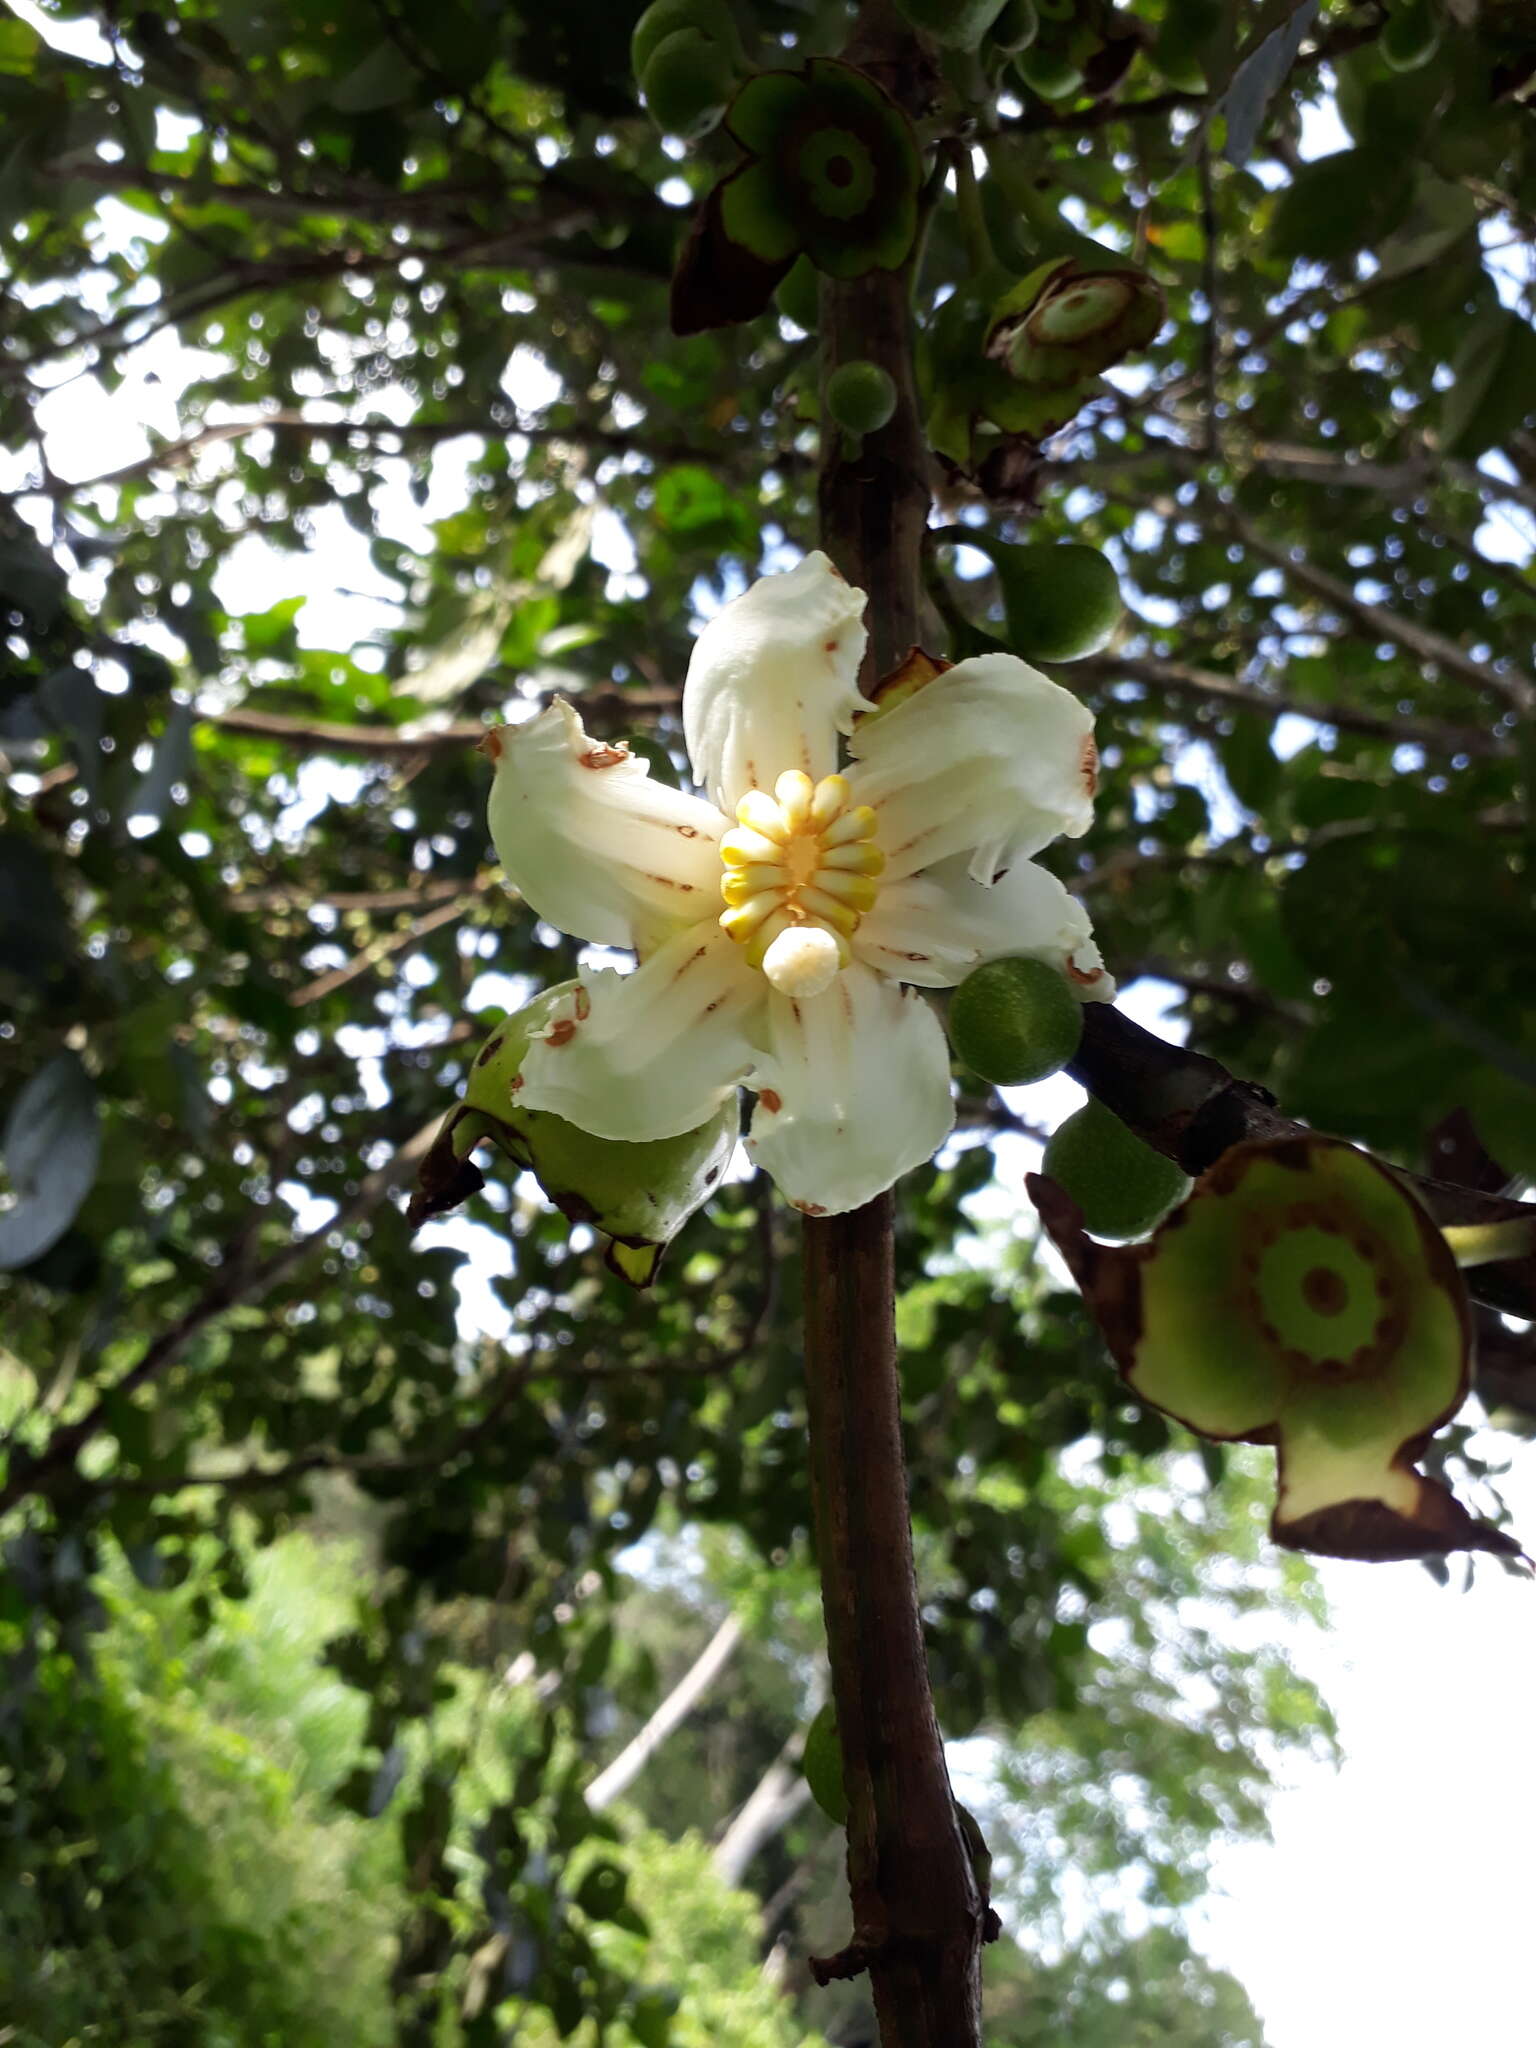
[1030,1134,1521,1562]
[1041,1099,1189,1241]
[407,986,738,1288]
[949,955,1083,1087]
[986,256,1164,390]
[921,267,1103,467]
[672,59,921,335]
[723,60,921,276]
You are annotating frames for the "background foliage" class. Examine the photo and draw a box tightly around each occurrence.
[1,0,1532,2039]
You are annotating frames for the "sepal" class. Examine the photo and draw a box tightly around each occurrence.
[408,988,738,1289]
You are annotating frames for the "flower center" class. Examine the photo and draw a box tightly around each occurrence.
[718,769,884,996]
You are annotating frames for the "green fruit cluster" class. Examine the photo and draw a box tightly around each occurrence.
[1042,1098,1190,1240]
[631,0,745,141]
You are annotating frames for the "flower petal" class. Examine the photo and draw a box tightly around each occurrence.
[683,552,868,815]
[845,653,1097,882]
[517,925,761,1142]
[854,857,1115,999]
[745,965,953,1215]
[487,698,725,953]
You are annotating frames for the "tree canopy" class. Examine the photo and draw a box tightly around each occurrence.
[2,0,1534,2041]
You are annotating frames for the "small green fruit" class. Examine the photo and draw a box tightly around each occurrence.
[949,956,1083,1087]
[1013,42,1084,98]
[1380,0,1441,72]
[957,537,1122,661]
[631,0,742,80]
[894,0,1009,52]
[802,1702,847,1826]
[826,359,897,435]
[991,0,1038,54]
[1042,1099,1190,1240]
[640,27,737,140]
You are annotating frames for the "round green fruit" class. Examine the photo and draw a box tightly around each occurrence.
[991,0,1038,53]
[995,540,1121,662]
[949,956,1083,1087]
[1042,1099,1191,1241]
[1013,42,1083,98]
[1381,0,1441,72]
[640,27,736,140]
[630,0,742,80]
[826,359,897,435]
[894,0,1009,52]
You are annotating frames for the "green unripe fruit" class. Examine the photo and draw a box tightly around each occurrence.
[1014,42,1083,98]
[991,0,1038,53]
[640,28,736,140]
[1380,0,1441,72]
[630,0,742,81]
[1042,1099,1191,1241]
[894,0,1009,52]
[826,359,897,436]
[802,1702,847,1825]
[776,256,821,333]
[957,537,1122,662]
[949,956,1083,1087]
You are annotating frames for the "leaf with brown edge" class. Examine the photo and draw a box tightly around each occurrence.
[1028,1135,1525,1563]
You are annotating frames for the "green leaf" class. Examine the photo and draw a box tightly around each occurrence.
[0,1052,102,1270]
[1440,303,1536,459]
[1267,149,1414,264]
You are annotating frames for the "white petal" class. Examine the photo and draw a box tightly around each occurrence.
[846,653,1097,883]
[517,924,760,1142]
[854,857,1115,999]
[487,699,725,953]
[683,552,869,814]
[746,966,954,1215]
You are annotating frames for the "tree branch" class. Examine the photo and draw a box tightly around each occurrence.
[713,1729,816,1889]
[587,1613,746,1812]
[1068,1004,1536,1323]
[1067,649,1509,756]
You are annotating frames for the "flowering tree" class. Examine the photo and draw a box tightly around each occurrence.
[4,0,1536,2042]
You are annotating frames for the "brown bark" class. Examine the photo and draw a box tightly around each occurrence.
[800,14,987,2040]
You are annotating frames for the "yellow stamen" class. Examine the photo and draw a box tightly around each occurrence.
[809,772,850,828]
[736,790,789,841]
[819,841,885,877]
[795,886,862,934]
[807,870,878,910]
[721,826,783,867]
[822,804,878,847]
[717,769,885,977]
[774,768,814,827]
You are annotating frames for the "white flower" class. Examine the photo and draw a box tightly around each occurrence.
[486,551,1111,1217]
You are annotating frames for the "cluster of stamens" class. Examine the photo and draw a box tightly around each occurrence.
[718,769,884,998]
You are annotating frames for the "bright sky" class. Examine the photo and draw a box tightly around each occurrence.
[9,15,1536,2042]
